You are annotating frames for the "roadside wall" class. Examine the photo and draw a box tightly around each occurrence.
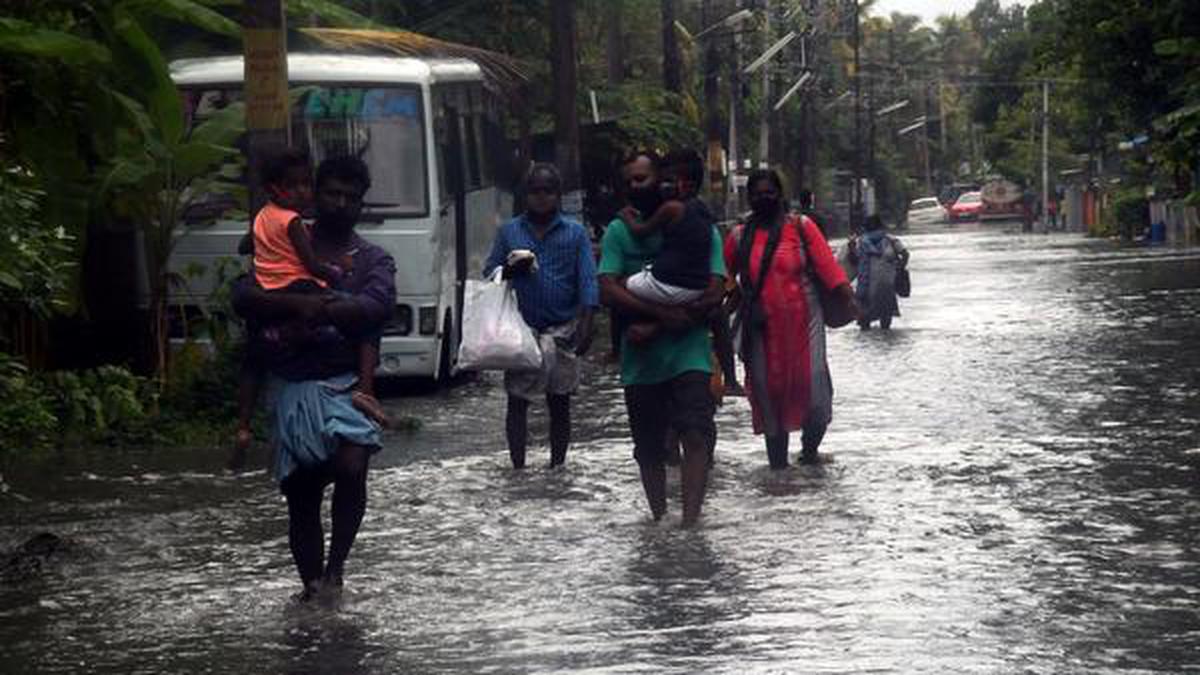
[1150,199,1199,246]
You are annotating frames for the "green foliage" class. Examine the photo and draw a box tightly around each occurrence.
[41,366,152,436]
[0,353,158,455]
[1032,0,1200,197]
[0,167,75,318]
[1,0,251,378]
[0,352,57,453]
[1106,187,1150,239]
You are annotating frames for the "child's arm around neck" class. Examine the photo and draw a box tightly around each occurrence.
[623,199,686,238]
[286,215,340,284]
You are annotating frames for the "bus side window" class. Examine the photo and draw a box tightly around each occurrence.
[433,87,461,200]
[461,112,481,190]
[458,85,481,191]
[482,91,512,191]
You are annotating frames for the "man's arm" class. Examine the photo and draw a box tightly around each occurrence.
[574,307,595,356]
[596,219,690,331]
[599,275,690,331]
[574,227,600,355]
[325,252,396,335]
[357,341,379,396]
[230,273,327,324]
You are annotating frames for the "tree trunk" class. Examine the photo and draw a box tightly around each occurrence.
[703,0,723,203]
[606,0,624,86]
[661,0,681,94]
[549,0,582,193]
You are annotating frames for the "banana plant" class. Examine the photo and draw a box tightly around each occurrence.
[0,1,241,380]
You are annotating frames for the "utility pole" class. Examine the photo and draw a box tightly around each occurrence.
[606,1,624,86]
[851,0,862,230]
[242,0,290,214]
[549,1,582,196]
[938,79,947,156]
[867,63,875,195]
[728,7,743,219]
[702,0,724,206]
[769,3,786,167]
[662,0,682,94]
[758,0,772,167]
[922,81,933,196]
[1042,79,1050,230]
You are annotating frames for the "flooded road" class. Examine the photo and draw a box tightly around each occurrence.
[3,226,1199,673]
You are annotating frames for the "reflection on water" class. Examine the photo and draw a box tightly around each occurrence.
[2,227,1199,673]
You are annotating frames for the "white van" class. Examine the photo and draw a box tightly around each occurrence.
[169,53,513,379]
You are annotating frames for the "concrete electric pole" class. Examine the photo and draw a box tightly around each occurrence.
[242,0,290,214]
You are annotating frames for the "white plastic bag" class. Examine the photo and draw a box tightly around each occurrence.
[455,269,543,372]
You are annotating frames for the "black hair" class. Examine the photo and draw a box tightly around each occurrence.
[747,168,785,200]
[261,147,309,187]
[620,149,661,168]
[315,155,371,194]
[661,147,704,186]
[797,188,814,210]
[522,162,562,194]
[865,214,885,231]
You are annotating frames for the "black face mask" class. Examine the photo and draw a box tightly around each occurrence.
[750,197,780,218]
[317,208,358,236]
[628,186,662,216]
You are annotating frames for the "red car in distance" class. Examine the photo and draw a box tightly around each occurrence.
[948,191,982,221]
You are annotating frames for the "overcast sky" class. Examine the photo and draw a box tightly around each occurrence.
[869,0,1025,27]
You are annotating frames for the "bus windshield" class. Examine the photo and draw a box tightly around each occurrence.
[183,85,428,216]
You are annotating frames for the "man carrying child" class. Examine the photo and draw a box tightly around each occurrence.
[598,149,731,527]
[231,155,395,601]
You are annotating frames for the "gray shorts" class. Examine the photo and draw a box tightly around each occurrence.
[504,319,581,400]
[626,269,705,305]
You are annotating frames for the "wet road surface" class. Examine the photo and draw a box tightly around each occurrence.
[2,225,1199,673]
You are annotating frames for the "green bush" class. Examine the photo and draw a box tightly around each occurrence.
[0,166,75,318]
[40,366,153,439]
[1107,188,1150,239]
[0,353,163,455]
[0,353,57,453]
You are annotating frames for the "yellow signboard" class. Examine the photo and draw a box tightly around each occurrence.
[243,28,289,133]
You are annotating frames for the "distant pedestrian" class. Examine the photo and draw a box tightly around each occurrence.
[726,169,854,468]
[1021,190,1035,232]
[847,214,909,331]
[483,163,599,469]
[796,188,829,237]
[599,150,726,527]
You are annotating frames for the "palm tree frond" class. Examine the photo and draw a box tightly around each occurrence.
[299,28,529,97]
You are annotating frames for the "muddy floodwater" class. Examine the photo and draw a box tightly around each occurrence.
[2,226,1199,674]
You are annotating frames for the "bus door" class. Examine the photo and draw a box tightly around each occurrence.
[439,102,468,353]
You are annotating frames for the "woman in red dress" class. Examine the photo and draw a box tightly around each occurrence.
[724,170,854,468]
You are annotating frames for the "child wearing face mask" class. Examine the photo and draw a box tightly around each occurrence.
[618,163,712,305]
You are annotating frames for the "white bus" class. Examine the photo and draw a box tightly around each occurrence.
[169,53,513,380]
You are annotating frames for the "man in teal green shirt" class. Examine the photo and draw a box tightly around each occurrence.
[597,150,726,527]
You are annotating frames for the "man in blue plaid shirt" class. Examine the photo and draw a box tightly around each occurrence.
[483,164,599,469]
